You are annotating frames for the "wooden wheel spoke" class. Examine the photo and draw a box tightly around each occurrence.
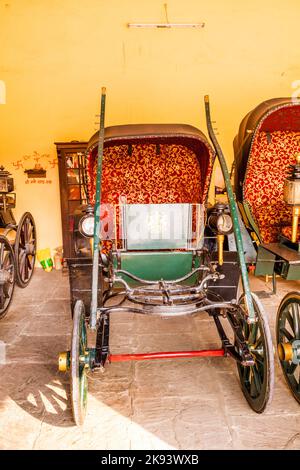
[23,221,29,242]
[286,310,294,331]
[249,323,258,344]
[280,327,294,342]
[20,227,26,245]
[26,255,33,271]
[19,249,26,260]
[251,350,264,363]
[24,257,29,280]
[252,366,262,395]
[27,223,33,241]
[249,372,258,397]
[287,362,298,376]
[3,282,10,298]
[0,285,6,309]
[255,335,263,349]
[0,243,4,268]
[243,366,250,383]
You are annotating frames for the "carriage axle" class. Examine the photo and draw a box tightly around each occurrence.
[58,347,226,372]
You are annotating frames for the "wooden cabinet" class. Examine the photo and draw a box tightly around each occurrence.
[55,141,88,258]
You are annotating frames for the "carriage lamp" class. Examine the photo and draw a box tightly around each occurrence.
[0,166,14,194]
[208,203,233,266]
[78,205,94,237]
[283,154,300,242]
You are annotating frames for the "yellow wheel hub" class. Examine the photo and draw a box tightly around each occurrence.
[58,351,70,372]
[278,342,293,362]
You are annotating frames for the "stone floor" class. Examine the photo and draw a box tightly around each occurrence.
[1,269,300,450]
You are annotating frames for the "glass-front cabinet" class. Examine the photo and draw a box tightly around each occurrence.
[55,141,88,258]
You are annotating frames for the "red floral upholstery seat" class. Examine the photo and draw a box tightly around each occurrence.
[87,142,213,250]
[244,130,300,243]
[87,143,206,207]
[281,225,300,242]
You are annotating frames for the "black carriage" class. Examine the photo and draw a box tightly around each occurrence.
[59,90,274,425]
[0,166,36,319]
[234,98,300,404]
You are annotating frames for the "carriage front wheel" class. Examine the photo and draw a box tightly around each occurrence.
[276,292,300,404]
[236,293,274,413]
[70,300,89,425]
[14,212,36,288]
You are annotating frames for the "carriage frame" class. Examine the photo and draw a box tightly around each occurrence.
[59,90,275,425]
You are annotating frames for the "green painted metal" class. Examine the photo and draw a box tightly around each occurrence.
[255,246,275,276]
[281,263,300,280]
[114,251,200,286]
[79,312,88,411]
[90,88,106,329]
[86,347,96,368]
[204,96,255,322]
[243,201,261,242]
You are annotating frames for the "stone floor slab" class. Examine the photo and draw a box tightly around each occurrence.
[1,269,300,449]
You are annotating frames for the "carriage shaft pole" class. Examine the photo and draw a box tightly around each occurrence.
[204,95,255,323]
[90,87,106,329]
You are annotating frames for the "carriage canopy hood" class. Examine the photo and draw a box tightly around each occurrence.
[86,124,215,205]
[234,98,300,202]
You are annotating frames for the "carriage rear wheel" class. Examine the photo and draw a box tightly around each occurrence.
[71,300,88,425]
[236,293,274,413]
[15,212,36,288]
[276,292,300,404]
[0,235,15,320]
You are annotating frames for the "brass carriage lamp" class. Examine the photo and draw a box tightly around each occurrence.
[283,154,300,243]
[0,166,14,194]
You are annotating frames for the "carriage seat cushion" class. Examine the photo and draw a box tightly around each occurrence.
[244,130,300,243]
[87,143,207,251]
[252,202,291,244]
[88,143,203,206]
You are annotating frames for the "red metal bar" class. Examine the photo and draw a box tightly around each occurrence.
[109,349,225,362]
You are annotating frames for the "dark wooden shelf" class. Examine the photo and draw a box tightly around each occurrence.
[55,141,88,258]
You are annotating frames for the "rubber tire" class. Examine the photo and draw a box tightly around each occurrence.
[70,300,88,426]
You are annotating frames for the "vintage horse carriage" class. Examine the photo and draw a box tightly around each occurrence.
[58,89,274,425]
[234,98,300,404]
[0,166,36,319]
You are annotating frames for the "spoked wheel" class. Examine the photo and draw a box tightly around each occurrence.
[0,235,15,320]
[15,212,36,288]
[276,292,300,404]
[71,300,88,426]
[236,293,274,413]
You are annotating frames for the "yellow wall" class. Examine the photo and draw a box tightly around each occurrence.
[1,0,300,254]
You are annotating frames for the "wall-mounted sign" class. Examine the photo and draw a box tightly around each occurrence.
[24,164,47,178]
